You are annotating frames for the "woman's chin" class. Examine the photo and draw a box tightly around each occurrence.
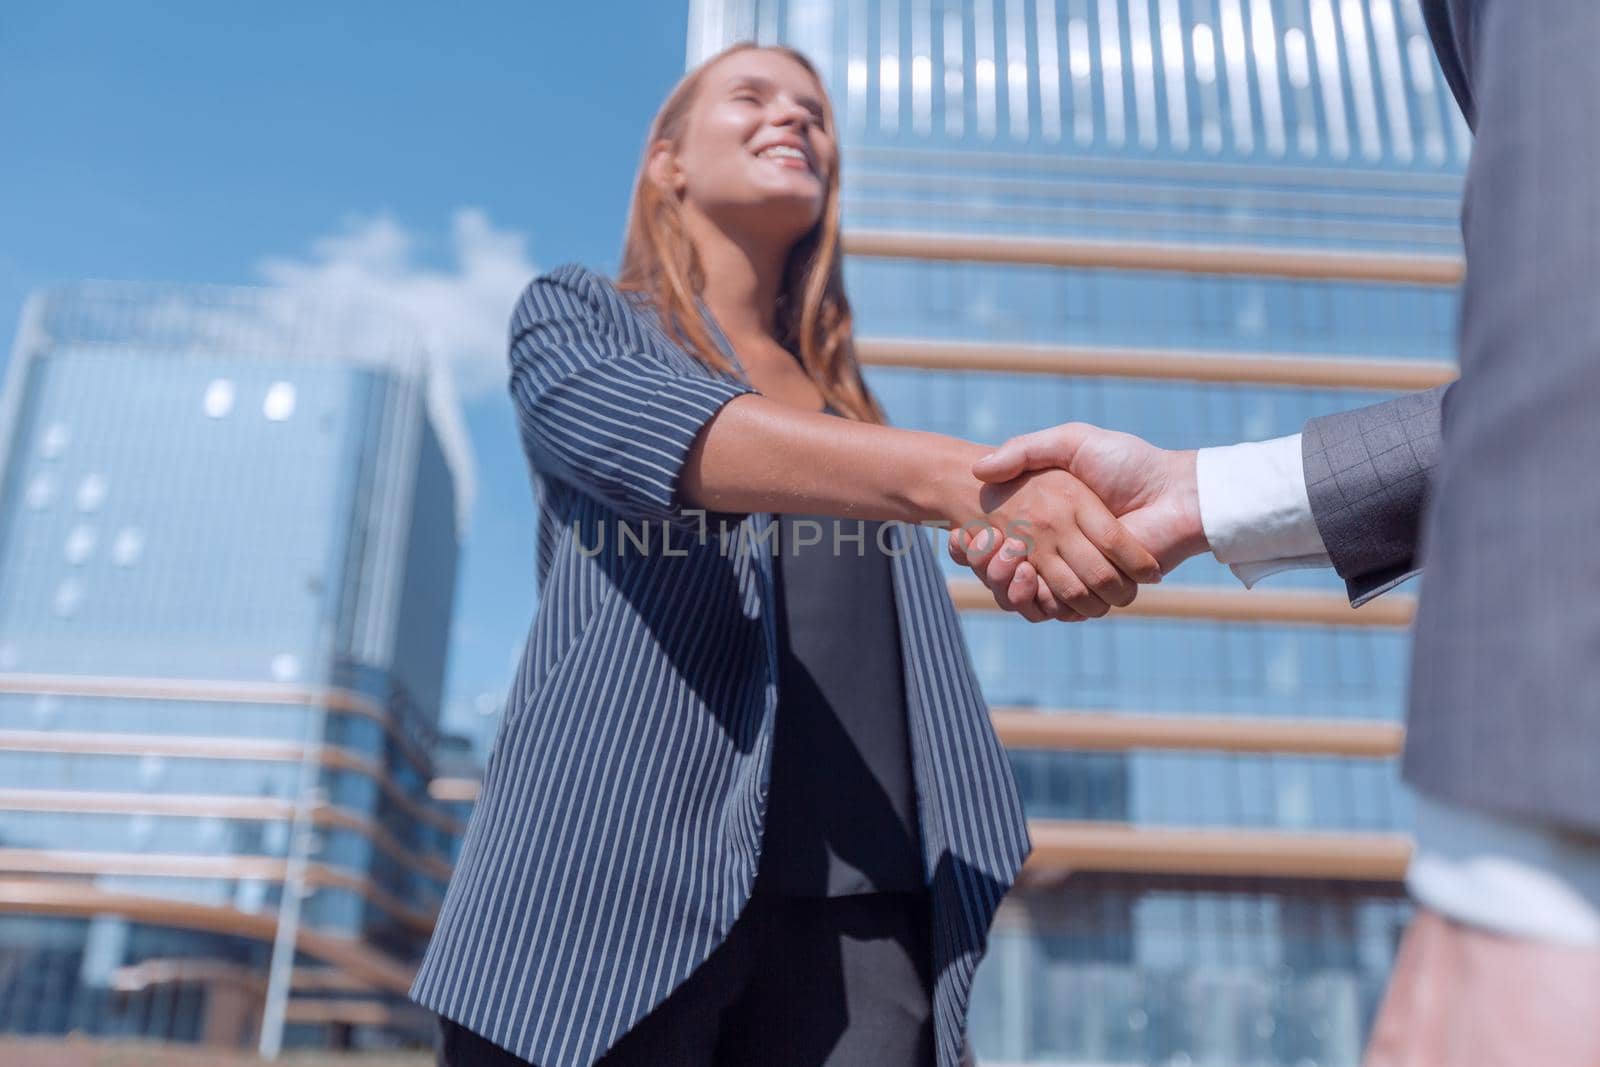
[709,193,822,239]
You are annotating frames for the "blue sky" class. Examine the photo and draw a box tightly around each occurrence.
[0,1,693,752]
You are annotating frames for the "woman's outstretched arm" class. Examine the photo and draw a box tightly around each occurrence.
[682,394,1163,617]
[511,265,1159,617]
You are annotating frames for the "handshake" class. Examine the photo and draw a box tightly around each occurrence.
[942,422,1208,623]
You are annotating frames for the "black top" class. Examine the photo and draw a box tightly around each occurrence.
[755,509,924,897]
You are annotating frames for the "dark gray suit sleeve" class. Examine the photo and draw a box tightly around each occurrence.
[1301,383,1452,607]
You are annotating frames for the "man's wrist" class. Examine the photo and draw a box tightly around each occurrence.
[1165,448,1212,564]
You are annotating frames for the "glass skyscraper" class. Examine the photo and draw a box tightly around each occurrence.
[690,1,1462,1063]
[0,284,472,1049]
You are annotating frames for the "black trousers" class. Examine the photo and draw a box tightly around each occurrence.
[435,890,935,1067]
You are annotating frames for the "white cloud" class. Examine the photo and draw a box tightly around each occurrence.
[257,208,537,398]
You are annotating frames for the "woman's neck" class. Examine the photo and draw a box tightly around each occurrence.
[683,212,787,342]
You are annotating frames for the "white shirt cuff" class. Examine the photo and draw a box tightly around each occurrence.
[1195,434,1332,585]
[1407,794,1600,947]
[1227,554,1337,589]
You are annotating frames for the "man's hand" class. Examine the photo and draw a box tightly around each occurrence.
[949,423,1209,620]
[962,465,1163,622]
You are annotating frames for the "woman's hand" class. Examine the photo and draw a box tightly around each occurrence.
[954,466,1161,622]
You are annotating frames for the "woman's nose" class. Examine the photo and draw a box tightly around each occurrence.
[770,100,812,131]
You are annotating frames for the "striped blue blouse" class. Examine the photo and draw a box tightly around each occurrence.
[409,263,1031,1067]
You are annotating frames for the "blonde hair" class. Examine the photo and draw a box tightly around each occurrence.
[617,42,885,424]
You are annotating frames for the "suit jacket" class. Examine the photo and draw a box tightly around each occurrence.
[1302,0,1600,833]
[409,263,1030,1067]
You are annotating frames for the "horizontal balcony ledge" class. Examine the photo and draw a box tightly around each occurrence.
[992,709,1403,758]
[948,579,1417,627]
[110,956,376,995]
[0,878,417,995]
[429,776,483,803]
[0,848,438,935]
[857,338,1456,391]
[0,728,466,837]
[0,670,438,784]
[0,670,385,720]
[0,787,454,882]
[843,229,1464,286]
[284,997,427,1027]
[1024,820,1413,881]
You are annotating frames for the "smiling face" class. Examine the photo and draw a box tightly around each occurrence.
[650,48,838,251]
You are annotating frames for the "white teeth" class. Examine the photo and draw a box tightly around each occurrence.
[759,145,807,163]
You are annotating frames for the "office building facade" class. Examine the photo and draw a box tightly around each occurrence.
[0,284,472,1049]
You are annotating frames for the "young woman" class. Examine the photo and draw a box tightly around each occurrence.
[411,43,1161,1067]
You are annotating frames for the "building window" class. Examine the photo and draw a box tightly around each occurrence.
[76,473,108,512]
[112,527,145,566]
[270,653,301,681]
[39,421,71,458]
[31,693,58,725]
[25,472,55,510]
[236,878,267,913]
[64,524,97,565]
[203,378,235,418]
[263,381,297,421]
[138,754,166,787]
[52,578,85,617]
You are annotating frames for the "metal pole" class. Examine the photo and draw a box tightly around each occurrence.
[258,736,321,1058]
[259,622,334,1058]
